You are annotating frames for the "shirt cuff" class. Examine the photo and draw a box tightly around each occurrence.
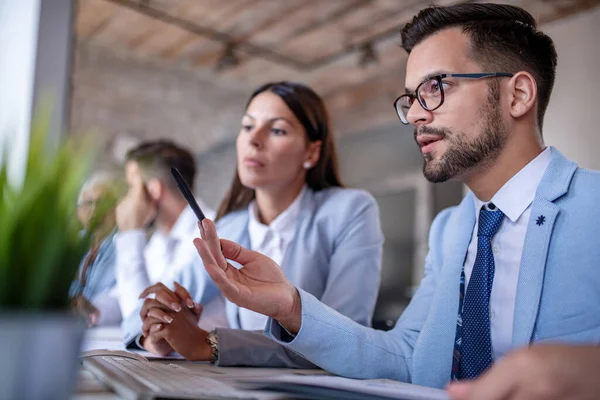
[115,230,147,257]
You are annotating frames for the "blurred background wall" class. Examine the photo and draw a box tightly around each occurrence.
[543,6,600,171]
[22,0,599,327]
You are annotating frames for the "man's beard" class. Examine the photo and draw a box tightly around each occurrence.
[417,86,508,183]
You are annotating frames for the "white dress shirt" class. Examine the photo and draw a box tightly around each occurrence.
[238,186,306,330]
[115,201,219,320]
[463,147,551,360]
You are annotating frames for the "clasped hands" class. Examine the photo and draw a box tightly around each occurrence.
[138,282,212,361]
[138,217,303,360]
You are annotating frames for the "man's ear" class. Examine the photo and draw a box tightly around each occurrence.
[508,71,537,120]
[146,178,163,202]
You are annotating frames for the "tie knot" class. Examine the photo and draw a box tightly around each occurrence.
[477,204,504,237]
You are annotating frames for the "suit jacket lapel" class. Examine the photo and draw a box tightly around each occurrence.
[412,194,476,387]
[279,188,315,277]
[512,200,558,346]
[224,190,315,328]
[223,213,251,329]
[512,147,577,347]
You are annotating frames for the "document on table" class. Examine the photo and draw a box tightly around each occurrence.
[80,326,184,360]
[80,326,125,352]
[239,374,449,400]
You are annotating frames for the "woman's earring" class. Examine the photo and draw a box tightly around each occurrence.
[303,161,312,169]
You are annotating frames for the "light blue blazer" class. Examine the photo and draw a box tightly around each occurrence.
[69,232,117,302]
[123,187,384,367]
[266,147,600,388]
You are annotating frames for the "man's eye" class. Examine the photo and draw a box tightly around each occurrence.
[428,80,440,93]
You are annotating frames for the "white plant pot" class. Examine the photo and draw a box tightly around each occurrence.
[0,313,85,400]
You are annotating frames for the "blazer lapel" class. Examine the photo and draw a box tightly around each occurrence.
[512,147,577,347]
[279,188,315,278]
[412,194,476,387]
[223,213,251,329]
[512,200,558,346]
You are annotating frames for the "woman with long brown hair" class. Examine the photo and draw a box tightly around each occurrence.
[128,81,383,368]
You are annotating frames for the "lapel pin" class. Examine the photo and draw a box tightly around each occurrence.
[536,215,546,226]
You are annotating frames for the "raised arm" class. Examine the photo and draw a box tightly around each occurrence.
[114,169,156,319]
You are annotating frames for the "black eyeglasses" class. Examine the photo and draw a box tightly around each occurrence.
[393,72,514,124]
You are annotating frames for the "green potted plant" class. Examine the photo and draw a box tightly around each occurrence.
[0,117,94,399]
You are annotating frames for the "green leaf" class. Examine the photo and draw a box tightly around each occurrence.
[0,112,96,310]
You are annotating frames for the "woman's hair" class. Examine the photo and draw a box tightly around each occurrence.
[77,170,123,233]
[77,171,116,206]
[215,81,343,221]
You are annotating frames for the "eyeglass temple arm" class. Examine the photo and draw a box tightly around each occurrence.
[449,72,514,79]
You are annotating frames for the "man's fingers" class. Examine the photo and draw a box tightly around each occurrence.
[446,382,473,400]
[173,282,195,309]
[204,262,241,301]
[131,168,147,193]
[454,360,518,400]
[194,237,221,271]
[220,239,257,265]
[200,219,226,266]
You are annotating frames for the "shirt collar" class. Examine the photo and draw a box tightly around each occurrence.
[169,205,198,241]
[473,147,552,222]
[248,185,307,249]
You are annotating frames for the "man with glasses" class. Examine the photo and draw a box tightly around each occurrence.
[186,3,600,399]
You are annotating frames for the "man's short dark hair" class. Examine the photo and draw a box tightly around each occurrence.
[401,3,558,130]
[126,140,196,191]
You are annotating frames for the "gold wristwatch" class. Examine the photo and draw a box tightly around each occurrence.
[206,330,219,364]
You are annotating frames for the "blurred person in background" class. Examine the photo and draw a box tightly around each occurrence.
[126,81,384,369]
[113,140,217,326]
[71,171,122,326]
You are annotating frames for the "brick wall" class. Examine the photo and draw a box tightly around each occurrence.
[70,42,249,160]
[70,40,254,204]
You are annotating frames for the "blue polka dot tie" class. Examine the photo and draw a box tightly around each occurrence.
[458,204,504,379]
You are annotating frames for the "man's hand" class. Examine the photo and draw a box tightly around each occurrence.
[147,308,212,361]
[194,219,302,333]
[447,344,600,400]
[116,167,156,231]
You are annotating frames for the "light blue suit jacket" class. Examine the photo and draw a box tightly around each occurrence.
[123,187,384,368]
[199,187,383,330]
[266,147,600,388]
[69,232,116,303]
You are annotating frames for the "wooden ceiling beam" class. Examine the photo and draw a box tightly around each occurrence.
[285,0,372,39]
[103,0,305,69]
[231,1,312,42]
[97,0,416,71]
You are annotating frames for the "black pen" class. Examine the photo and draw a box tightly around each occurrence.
[170,167,206,222]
